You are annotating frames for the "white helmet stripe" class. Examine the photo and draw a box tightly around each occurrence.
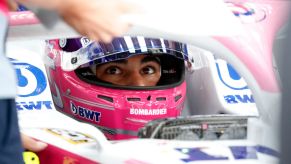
[124,36,135,53]
[137,36,148,52]
[160,38,167,53]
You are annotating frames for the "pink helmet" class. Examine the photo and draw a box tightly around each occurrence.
[44,36,190,140]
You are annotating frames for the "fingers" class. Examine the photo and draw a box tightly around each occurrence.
[59,0,137,43]
[21,134,48,152]
[118,0,143,14]
[91,21,131,43]
[76,16,130,43]
[91,31,113,43]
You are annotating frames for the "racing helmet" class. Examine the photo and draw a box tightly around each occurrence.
[44,36,191,140]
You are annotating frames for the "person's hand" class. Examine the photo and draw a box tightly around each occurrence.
[56,0,137,43]
[21,133,47,152]
[15,0,138,42]
[7,0,19,11]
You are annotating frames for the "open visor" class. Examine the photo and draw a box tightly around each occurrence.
[58,36,189,71]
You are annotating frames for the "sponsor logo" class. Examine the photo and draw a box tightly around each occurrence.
[227,2,266,23]
[16,101,53,110]
[70,101,101,122]
[130,108,167,115]
[59,39,67,48]
[11,58,47,97]
[216,60,255,105]
[46,128,95,144]
[216,60,248,90]
[11,58,53,110]
[224,94,254,104]
[10,12,34,20]
[47,41,60,59]
[23,151,40,164]
[80,37,91,47]
[163,69,176,74]
[176,145,278,162]
[63,157,78,164]
[9,12,38,26]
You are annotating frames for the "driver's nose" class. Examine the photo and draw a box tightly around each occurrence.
[127,72,146,86]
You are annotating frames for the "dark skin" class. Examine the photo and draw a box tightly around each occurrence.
[95,55,161,86]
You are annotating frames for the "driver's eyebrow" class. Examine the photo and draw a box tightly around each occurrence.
[141,56,160,64]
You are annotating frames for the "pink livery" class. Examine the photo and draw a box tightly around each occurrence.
[44,37,190,140]
[0,0,8,15]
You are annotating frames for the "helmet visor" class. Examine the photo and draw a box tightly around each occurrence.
[59,36,189,71]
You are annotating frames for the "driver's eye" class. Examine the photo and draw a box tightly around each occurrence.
[142,66,155,74]
[106,67,122,75]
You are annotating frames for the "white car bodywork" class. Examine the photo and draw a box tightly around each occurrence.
[7,0,289,163]
[7,36,267,164]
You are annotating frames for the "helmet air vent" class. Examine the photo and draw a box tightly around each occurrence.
[156,97,166,101]
[147,95,151,101]
[175,95,182,102]
[97,95,113,103]
[127,98,141,101]
[65,89,71,95]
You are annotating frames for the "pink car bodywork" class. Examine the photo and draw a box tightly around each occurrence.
[217,0,290,93]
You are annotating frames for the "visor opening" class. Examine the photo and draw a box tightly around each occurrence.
[147,95,151,101]
[175,95,182,102]
[156,97,166,101]
[127,98,141,101]
[97,95,113,103]
[75,53,185,91]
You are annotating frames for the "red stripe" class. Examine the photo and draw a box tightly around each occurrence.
[0,0,8,15]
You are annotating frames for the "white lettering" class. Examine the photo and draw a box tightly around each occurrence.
[129,108,167,115]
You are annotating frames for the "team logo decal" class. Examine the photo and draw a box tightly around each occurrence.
[59,39,67,48]
[227,2,267,23]
[70,101,101,122]
[216,60,248,90]
[10,58,47,97]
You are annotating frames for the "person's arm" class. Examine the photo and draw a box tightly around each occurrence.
[15,0,136,42]
[9,0,137,152]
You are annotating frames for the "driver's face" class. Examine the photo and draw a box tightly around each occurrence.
[95,55,161,86]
